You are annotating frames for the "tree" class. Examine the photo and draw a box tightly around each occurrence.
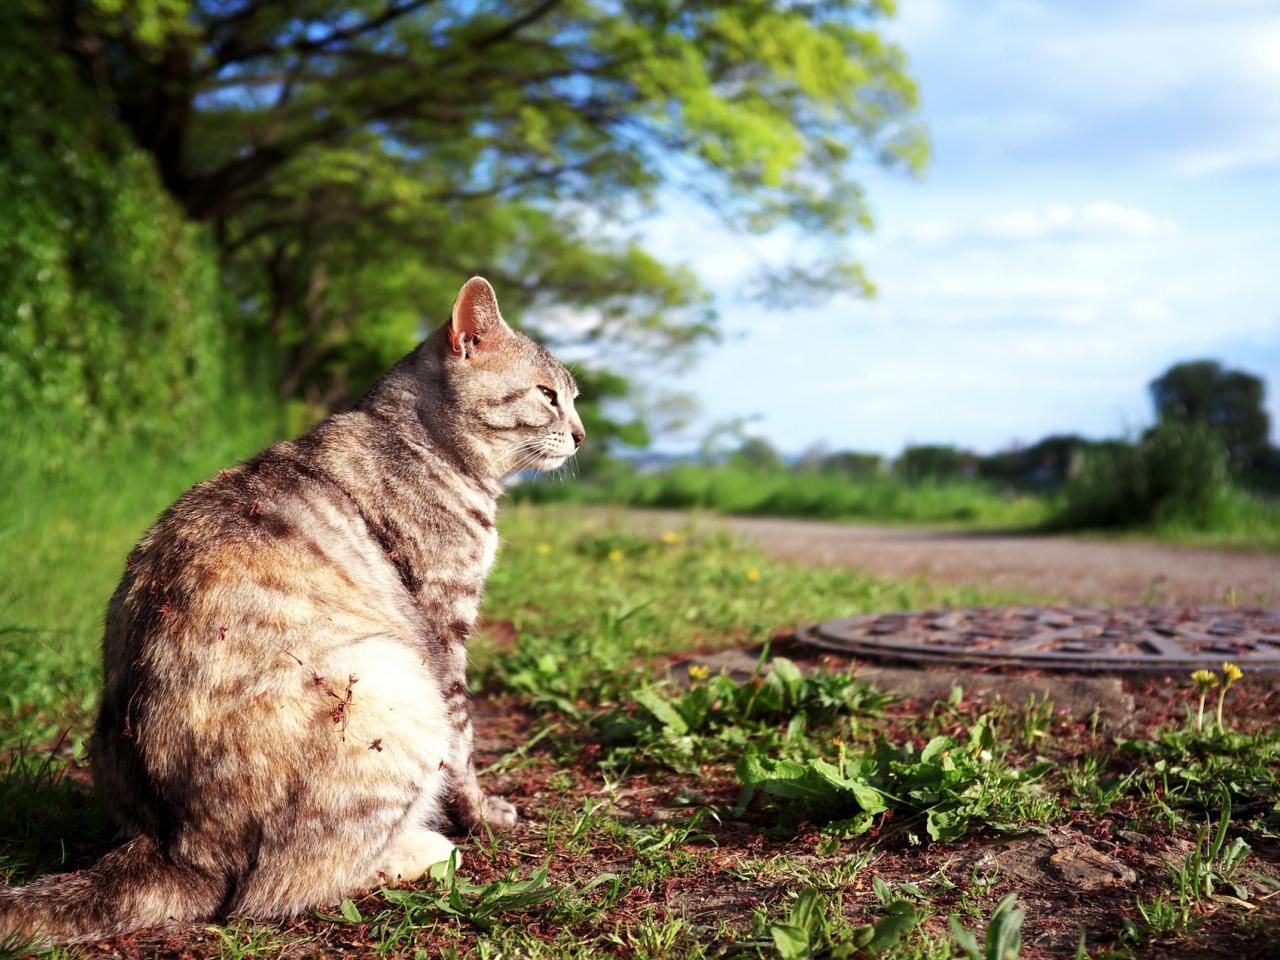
[731,436,785,471]
[821,450,884,479]
[1149,360,1270,472]
[0,12,249,459]
[894,445,973,484]
[977,435,1088,490]
[27,0,926,426]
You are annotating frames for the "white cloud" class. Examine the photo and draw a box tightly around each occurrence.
[898,201,1178,247]
[888,0,1280,178]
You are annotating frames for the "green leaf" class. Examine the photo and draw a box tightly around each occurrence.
[920,735,952,763]
[871,876,893,904]
[947,916,983,960]
[985,894,1025,960]
[770,922,811,959]
[339,898,362,923]
[788,888,824,937]
[771,656,806,698]
[635,687,689,735]
[863,900,919,953]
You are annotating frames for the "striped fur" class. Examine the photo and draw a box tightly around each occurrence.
[0,278,583,946]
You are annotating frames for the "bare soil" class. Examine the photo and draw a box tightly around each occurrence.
[605,509,1280,606]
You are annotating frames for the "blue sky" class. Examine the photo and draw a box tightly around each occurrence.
[639,0,1280,457]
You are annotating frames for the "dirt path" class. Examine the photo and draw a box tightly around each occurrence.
[602,508,1280,605]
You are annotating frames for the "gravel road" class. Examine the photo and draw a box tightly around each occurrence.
[605,509,1280,606]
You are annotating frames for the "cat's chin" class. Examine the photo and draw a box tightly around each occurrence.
[534,452,574,471]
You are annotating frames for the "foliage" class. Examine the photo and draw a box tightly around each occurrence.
[596,658,894,773]
[0,14,266,460]
[379,858,562,932]
[27,0,927,412]
[760,888,919,959]
[737,714,1055,842]
[948,894,1024,960]
[1053,420,1233,531]
[514,463,1047,527]
[894,445,974,484]
[977,435,1089,491]
[819,451,888,480]
[1150,360,1271,472]
[1124,796,1261,941]
[1114,727,1280,836]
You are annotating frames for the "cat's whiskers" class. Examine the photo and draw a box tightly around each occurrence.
[506,441,550,477]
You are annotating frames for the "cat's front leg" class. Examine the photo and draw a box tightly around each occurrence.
[439,639,517,833]
[445,703,517,832]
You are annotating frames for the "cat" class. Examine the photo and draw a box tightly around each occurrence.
[0,277,584,946]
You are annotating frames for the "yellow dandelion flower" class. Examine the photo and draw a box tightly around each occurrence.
[687,663,710,682]
[1216,662,1244,733]
[660,531,681,545]
[1190,669,1218,688]
[535,543,552,555]
[745,568,761,583]
[608,548,623,562]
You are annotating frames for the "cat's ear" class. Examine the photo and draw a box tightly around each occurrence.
[449,276,506,357]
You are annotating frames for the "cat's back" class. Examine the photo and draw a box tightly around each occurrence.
[102,423,418,696]
[94,421,441,827]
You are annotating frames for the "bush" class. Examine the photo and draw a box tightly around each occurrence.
[1055,422,1233,530]
[0,16,266,468]
[894,444,974,484]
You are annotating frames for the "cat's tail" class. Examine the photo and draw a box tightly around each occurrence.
[0,834,219,948]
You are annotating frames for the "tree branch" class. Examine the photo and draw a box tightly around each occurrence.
[209,0,438,71]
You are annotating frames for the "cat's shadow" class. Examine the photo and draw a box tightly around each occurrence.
[0,746,115,882]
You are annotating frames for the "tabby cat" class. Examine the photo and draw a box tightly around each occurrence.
[0,277,584,946]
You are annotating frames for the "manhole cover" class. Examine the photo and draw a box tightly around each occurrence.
[794,606,1280,673]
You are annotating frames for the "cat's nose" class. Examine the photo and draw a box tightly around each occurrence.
[572,430,585,447]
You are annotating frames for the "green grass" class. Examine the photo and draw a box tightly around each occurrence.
[1086,489,1280,552]
[0,424,282,751]
[514,461,1280,551]
[513,464,1050,529]
[1,451,1278,958]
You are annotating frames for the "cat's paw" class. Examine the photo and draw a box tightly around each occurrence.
[481,795,518,831]
[378,829,458,885]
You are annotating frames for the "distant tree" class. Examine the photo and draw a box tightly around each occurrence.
[732,437,786,471]
[699,416,758,463]
[821,451,885,480]
[795,441,831,472]
[978,434,1088,490]
[1150,360,1270,472]
[894,445,974,484]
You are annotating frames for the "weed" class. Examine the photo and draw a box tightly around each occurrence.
[1114,727,1280,834]
[948,893,1025,960]
[378,857,582,932]
[597,657,893,773]
[738,713,1056,841]
[748,887,920,959]
[1124,795,1269,943]
[205,919,294,959]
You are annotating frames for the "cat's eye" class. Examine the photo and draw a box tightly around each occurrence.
[538,386,559,407]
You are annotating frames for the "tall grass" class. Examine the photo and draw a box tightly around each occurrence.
[516,463,1049,528]
[517,445,1280,549]
[0,411,284,749]
[1052,422,1280,549]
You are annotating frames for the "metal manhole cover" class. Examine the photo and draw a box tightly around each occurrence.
[794,606,1280,673]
